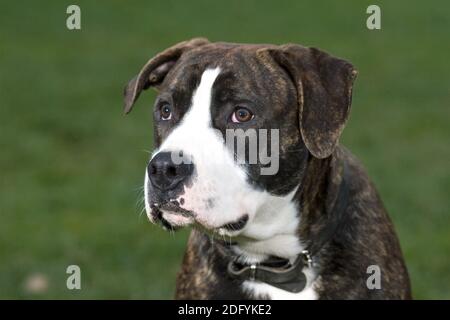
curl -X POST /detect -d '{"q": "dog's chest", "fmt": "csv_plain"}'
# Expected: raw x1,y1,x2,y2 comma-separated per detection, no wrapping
241,264,319,300
243,280,318,300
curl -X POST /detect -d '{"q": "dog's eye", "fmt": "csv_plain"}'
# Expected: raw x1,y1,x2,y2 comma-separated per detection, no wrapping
231,107,254,123
160,104,172,121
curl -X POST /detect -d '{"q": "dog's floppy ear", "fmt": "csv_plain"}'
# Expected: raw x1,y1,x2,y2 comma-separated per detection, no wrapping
266,45,357,159
123,37,209,114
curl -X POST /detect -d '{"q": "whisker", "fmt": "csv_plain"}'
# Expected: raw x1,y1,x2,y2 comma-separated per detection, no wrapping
138,206,146,218
142,149,153,155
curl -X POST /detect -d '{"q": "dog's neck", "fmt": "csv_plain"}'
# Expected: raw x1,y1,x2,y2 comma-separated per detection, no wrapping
297,148,347,255
230,189,303,264
216,149,345,265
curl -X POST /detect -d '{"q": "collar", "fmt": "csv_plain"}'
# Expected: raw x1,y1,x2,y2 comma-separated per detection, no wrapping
227,251,312,293
223,161,349,293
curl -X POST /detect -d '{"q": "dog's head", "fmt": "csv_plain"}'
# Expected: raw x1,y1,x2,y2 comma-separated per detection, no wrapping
124,38,356,243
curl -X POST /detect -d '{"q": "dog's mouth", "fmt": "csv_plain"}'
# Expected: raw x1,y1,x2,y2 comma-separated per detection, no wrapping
216,214,249,232
149,202,249,235
149,202,193,231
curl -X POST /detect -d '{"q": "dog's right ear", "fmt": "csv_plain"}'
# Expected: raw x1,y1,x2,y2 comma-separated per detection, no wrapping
123,38,209,114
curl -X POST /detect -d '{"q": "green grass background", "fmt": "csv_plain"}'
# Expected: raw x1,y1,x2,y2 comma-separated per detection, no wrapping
0,0,449,299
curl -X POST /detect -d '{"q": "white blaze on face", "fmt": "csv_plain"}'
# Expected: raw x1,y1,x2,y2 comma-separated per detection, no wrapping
145,67,303,260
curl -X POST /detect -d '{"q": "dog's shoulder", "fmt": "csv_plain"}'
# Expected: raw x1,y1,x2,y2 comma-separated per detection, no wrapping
317,146,412,299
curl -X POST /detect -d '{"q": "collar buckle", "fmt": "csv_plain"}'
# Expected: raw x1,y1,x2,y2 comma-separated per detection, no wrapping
301,250,313,269
249,264,257,281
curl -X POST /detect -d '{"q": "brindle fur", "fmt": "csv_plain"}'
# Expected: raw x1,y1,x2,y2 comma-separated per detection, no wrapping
124,38,411,299
175,147,411,299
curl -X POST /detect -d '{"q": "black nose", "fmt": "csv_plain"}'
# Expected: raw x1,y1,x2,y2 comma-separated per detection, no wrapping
148,151,194,191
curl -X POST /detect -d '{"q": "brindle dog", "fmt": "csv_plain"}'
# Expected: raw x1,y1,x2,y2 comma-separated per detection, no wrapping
124,38,411,299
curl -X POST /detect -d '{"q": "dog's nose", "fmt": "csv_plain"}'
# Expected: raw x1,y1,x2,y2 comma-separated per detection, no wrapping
147,151,194,191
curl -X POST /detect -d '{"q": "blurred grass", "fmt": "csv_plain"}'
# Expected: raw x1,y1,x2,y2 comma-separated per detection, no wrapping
0,0,449,299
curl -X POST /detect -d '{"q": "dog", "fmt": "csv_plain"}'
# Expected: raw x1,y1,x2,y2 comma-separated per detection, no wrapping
124,38,411,299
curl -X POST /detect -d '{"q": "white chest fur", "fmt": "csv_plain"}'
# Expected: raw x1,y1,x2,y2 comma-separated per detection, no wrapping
242,267,318,300
232,188,319,300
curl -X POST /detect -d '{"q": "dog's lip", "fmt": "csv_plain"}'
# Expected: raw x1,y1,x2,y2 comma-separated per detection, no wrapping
149,206,180,231
150,201,197,229
151,202,249,236
162,211,193,227
152,202,195,218
216,214,249,232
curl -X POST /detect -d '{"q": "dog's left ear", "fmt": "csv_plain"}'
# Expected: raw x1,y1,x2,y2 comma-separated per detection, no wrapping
264,45,357,159
123,37,210,114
